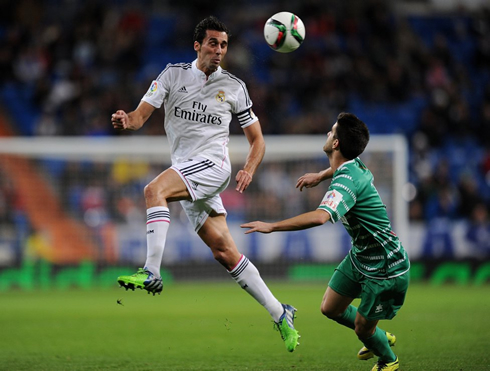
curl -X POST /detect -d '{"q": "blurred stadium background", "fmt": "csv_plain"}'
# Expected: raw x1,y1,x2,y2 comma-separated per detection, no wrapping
0,0,490,289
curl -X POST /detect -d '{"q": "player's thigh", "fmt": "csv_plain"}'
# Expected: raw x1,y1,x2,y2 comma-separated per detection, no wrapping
321,286,355,317
146,167,190,204
171,157,231,202
328,255,363,299
181,192,228,232
198,212,236,250
198,212,241,268
358,272,409,321
323,257,362,316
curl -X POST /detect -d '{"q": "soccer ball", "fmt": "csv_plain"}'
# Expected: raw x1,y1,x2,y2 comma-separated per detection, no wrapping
264,12,306,53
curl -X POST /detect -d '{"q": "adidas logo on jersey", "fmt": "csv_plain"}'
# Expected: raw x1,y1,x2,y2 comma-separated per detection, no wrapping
178,86,188,93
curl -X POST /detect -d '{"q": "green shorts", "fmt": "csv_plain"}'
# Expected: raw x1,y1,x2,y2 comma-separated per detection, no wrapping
328,255,409,321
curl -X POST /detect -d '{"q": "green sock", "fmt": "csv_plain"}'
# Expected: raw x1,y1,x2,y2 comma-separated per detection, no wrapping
333,304,357,330
361,327,396,362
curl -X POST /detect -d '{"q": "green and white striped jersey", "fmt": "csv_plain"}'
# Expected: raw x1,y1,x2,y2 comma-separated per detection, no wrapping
318,158,410,279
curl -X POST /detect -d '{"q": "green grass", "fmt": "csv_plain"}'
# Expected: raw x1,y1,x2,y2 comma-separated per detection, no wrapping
0,282,489,370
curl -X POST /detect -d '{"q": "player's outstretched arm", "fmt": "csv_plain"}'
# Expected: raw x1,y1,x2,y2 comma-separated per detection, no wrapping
236,121,265,193
296,167,334,191
241,209,330,234
112,101,156,131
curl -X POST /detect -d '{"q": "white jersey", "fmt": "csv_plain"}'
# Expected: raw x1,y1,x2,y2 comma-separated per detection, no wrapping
142,59,258,167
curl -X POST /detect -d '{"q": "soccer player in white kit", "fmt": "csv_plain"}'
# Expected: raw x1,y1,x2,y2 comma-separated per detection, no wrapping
111,16,299,352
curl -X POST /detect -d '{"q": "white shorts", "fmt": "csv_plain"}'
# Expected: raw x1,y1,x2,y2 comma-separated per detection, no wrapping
171,157,231,231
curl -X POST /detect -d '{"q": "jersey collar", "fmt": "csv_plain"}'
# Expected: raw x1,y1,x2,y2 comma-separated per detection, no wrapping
192,59,222,81
337,158,358,171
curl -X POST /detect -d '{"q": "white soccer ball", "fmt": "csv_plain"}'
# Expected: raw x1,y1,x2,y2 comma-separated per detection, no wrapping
264,12,306,53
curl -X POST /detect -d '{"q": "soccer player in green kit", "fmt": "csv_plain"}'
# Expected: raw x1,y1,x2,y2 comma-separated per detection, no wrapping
241,112,409,371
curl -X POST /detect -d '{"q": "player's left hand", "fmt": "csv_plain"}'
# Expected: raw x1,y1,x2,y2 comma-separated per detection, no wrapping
235,170,252,193
296,173,321,191
240,221,272,234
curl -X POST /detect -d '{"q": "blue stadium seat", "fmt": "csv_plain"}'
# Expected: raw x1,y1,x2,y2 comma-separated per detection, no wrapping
0,83,39,136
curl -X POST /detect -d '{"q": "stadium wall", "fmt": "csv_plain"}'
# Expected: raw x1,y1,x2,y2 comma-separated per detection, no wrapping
0,135,488,289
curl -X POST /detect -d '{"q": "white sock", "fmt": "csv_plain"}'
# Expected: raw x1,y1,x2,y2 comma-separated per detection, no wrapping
144,206,170,277
228,255,284,322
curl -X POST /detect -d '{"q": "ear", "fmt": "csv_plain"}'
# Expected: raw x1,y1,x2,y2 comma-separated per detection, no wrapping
194,41,200,52
333,138,340,150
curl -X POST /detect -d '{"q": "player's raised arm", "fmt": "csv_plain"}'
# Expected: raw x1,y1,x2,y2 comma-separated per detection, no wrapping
296,167,334,191
111,101,156,131
236,120,265,193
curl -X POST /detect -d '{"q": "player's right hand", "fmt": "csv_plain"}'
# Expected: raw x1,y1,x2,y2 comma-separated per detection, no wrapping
296,173,322,191
111,110,129,130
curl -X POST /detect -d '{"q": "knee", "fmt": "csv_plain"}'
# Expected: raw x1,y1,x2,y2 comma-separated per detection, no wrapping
320,303,341,320
144,182,155,199
144,181,164,203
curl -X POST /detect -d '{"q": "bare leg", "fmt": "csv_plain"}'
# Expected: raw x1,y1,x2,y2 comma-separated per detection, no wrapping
198,213,284,321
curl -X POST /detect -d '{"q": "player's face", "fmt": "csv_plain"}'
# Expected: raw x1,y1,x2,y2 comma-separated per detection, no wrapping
194,30,228,76
323,122,338,155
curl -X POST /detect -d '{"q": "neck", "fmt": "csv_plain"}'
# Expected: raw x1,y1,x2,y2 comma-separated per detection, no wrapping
199,67,210,77
197,61,216,77
327,152,348,172
202,68,214,77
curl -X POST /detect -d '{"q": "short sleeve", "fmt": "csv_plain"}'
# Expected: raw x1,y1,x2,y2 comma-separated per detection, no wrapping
141,80,166,109
318,173,357,223
237,108,259,129
232,79,258,128
141,64,173,109
233,79,253,114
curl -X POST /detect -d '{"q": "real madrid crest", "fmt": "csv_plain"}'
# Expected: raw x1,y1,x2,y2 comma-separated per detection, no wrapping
216,90,225,103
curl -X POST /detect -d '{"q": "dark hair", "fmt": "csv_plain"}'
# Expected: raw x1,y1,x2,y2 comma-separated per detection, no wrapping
335,112,370,160
193,16,230,44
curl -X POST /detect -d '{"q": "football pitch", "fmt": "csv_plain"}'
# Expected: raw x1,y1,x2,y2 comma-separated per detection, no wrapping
0,282,488,371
